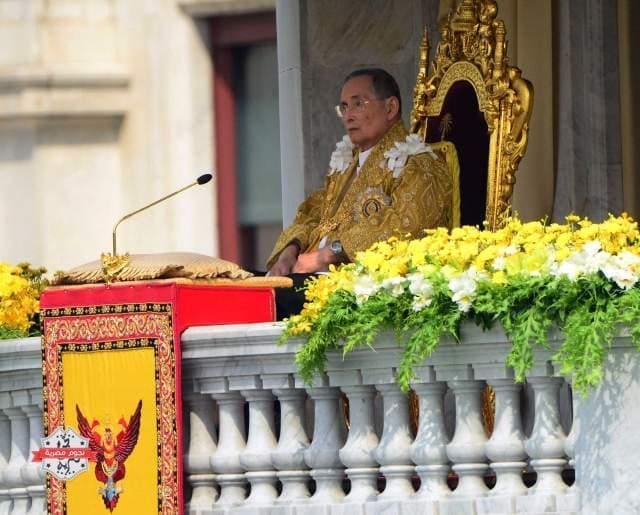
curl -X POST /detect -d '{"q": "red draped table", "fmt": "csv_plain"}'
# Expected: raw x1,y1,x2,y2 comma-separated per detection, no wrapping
40,279,277,515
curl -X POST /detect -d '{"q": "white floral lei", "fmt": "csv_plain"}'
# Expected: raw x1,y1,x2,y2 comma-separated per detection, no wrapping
328,135,355,175
328,133,437,177
384,134,438,178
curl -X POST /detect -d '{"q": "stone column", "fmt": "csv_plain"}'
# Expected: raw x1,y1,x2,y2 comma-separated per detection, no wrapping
410,381,450,502
517,376,567,513
339,385,380,502
480,379,527,513
4,395,30,514
553,0,624,220
209,391,247,506
270,379,310,502
21,389,45,515
373,384,415,499
0,393,12,514
445,380,489,498
184,393,218,513
275,0,442,223
239,388,279,505
304,383,347,504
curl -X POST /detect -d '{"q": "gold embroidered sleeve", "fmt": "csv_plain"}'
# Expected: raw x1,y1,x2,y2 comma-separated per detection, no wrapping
339,154,452,259
266,188,325,268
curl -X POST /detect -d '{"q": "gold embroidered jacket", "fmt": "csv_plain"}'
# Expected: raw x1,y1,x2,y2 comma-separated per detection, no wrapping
267,121,452,268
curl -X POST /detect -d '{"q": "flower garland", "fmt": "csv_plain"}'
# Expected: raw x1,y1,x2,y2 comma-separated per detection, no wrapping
328,133,437,177
383,134,438,178
0,262,47,339
328,135,355,174
282,214,640,394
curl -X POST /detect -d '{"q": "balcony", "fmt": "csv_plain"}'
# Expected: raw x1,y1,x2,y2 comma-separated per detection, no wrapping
2,322,639,514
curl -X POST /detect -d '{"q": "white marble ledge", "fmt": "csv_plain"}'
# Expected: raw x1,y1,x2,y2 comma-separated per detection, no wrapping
0,66,130,89
180,320,640,387
0,66,130,119
178,0,275,17
0,336,42,393
0,336,41,369
182,320,294,351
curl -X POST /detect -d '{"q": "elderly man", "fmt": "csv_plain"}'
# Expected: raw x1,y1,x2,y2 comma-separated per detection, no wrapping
268,68,452,317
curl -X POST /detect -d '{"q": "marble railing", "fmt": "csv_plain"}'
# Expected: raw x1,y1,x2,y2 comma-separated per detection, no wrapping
3,323,640,514
181,323,580,515
0,338,46,515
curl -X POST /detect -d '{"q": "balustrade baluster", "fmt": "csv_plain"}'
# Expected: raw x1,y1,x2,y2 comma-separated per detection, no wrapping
525,377,567,494
0,393,12,515
22,390,45,515
239,385,278,505
410,381,451,502
563,384,577,487
209,391,247,506
4,391,30,513
556,382,578,513
373,383,415,499
269,375,310,503
476,379,527,514
445,380,489,499
516,376,567,513
304,382,346,504
339,385,379,502
184,392,218,513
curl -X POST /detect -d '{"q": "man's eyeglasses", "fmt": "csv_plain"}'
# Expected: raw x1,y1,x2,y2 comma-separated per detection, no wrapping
335,98,386,118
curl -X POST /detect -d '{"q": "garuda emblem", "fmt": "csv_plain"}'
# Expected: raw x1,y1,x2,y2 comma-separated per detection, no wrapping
76,400,142,512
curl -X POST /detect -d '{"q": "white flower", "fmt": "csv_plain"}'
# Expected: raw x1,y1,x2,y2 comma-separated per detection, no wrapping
503,244,519,256
406,273,435,312
601,251,640,290
354,274,381,305
381,276,407,297
407,272,433,296
383,134,437,178
329,135,355,174
412,294,433,312
448,266,483,313
491,256,506,271
553,241,612,280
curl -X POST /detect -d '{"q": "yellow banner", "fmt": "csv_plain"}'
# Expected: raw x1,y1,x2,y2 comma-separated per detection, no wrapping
62,346,158,514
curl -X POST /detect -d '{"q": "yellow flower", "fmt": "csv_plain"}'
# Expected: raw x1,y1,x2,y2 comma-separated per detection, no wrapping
0,263,41,335
284,213,640,335
491,270,507,284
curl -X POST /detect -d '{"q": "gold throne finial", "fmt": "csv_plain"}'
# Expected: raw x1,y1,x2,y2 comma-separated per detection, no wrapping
410,27,430,137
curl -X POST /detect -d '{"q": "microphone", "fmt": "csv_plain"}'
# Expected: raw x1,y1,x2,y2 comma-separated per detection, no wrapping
111,173,214,256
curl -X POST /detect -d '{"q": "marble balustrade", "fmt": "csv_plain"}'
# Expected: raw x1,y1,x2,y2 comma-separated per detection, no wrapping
0,338,46,515
5,322,640,514
181,322,579,515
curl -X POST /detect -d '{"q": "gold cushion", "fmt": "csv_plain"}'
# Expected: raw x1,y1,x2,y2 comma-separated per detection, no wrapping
54,252,252,285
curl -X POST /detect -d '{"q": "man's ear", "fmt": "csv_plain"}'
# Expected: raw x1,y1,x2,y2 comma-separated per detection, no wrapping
386,96,400,120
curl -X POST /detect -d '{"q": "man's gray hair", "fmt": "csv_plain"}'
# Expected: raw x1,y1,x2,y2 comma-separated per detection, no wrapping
343,68,402,114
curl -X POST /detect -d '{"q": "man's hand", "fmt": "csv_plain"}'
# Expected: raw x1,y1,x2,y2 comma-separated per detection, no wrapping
292,247,340,273
268,243,300,276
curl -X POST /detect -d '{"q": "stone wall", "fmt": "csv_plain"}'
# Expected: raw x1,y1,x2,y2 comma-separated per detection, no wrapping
0,0,216,271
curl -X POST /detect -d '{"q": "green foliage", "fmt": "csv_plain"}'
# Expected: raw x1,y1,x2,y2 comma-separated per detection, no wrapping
0,327,27,340
281,215,640,394
285,271,640,394
396,291,461,390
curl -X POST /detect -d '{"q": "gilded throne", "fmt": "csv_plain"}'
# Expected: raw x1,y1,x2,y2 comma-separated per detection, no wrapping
406,0,535,434
410,0,534,230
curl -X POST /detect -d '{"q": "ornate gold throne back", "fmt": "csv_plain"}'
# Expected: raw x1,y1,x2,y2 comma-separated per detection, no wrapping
411,0,534,230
